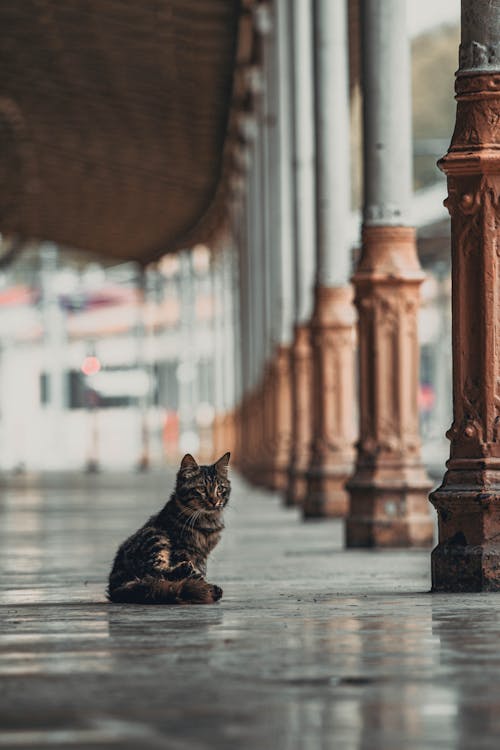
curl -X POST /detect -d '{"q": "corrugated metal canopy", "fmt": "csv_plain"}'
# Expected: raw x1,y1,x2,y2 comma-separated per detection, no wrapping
0,0,240,261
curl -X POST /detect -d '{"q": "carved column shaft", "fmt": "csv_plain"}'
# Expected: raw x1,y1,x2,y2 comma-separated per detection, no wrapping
431,46,500,588
304,0,357,517
262,0,294,490
345,0,433,546
304,286,357,517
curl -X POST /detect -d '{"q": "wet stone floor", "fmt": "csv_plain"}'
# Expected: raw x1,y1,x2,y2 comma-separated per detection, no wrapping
1,470,500,749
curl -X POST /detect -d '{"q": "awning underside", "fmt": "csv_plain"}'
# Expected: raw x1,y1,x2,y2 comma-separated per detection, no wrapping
0,0,240,261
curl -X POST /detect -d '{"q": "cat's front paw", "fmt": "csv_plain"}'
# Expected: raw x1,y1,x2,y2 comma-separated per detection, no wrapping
168,560,201,580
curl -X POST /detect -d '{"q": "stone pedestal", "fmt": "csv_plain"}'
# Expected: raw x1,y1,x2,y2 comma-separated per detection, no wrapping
431,69,500,590
346,226,434,547
304,286,356,518
286,324,313,506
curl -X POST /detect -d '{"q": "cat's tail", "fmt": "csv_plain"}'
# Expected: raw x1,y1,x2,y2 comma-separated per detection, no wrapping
107,576,222,605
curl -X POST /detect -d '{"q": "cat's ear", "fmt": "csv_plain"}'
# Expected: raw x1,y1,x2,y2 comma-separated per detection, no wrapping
180,453,198,472
215,452,230,474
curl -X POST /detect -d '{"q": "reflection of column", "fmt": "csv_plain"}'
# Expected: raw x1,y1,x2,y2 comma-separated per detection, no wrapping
432,603,497,741
304,0,356,517
431,0,500,591
345,0,433,547
286,0,316,507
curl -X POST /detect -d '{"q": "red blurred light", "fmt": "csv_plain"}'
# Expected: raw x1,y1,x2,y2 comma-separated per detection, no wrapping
81,356,101,376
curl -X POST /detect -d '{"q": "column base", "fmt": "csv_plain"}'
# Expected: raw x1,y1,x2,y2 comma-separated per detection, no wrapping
432,542,500,592
303,466,351,518
430,471,500,591
346,468,434,547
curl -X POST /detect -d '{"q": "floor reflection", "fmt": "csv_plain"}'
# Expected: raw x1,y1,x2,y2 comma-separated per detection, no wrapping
1,473,500,748
432,600,500,750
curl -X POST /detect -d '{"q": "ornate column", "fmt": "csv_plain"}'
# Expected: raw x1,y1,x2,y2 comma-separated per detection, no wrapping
264,0,295,491
286,0,316,507
345,0,433,546
431,0,500,590
303,0,357,518
240,112,260,477
255,7,276,486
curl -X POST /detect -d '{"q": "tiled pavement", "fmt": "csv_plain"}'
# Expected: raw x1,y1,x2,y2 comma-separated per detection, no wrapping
0,470,499,749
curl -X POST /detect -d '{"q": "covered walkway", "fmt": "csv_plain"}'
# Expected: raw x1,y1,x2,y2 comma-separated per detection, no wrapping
1,470,498,748
2,0,500,745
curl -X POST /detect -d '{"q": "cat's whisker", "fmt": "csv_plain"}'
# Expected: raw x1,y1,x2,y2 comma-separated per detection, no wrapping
189,510,202,531
181,509,198,536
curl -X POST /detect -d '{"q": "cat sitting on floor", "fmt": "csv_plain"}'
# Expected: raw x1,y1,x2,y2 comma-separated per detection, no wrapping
107,452,230,604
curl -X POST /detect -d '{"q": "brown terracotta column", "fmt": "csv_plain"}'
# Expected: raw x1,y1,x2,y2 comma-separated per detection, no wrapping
255,6,277,489
303,0,357,518
431,0,500,590
286,0,316,507
345,0,433,546
306,286,356,517
261,0,294,491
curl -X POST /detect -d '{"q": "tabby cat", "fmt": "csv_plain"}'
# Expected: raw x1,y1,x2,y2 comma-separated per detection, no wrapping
107,452,230,604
